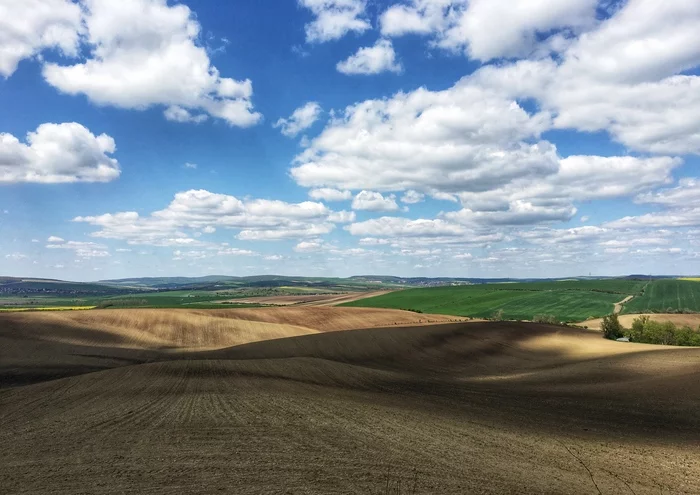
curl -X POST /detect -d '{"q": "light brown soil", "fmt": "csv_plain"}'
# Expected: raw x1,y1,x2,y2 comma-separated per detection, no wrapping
1,317,699,494
613,294,634,314
582,313,700,330
225,289,393,306
0,307,463,386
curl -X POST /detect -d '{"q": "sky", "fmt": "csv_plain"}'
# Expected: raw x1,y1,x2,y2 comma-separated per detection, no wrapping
1,0,699,281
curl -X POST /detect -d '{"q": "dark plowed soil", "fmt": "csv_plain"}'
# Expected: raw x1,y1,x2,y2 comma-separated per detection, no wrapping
1,320,699,494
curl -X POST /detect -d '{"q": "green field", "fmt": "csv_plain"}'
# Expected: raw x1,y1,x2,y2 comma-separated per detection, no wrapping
622,279,700,314
342,281,633,322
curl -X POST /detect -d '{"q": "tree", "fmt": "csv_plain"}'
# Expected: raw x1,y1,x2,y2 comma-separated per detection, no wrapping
602,314,623,340
629,315,649,342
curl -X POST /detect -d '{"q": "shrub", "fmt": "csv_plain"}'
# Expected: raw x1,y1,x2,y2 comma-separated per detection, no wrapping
601,314,623,340
532,314,558,324
623,316,700,346
491,309,504,321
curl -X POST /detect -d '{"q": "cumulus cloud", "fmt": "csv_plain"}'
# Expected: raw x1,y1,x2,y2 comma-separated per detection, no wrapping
291,78,555,194
308,188,352,202
0,0,82,77
337,39,402,75
0,123,120,184
352,191,400,212
380,0,597,61
46,238,110,258
299,0,370,43
164,107,208,124
471,1,700,155
294,240,324,252
401,190,424,204
274,102,322,137
42,0,261,127
635,178,700,207
74,189,351,245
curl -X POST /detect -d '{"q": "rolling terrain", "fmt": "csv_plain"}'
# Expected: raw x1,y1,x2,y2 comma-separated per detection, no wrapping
342,282,633,321
1,310,699,494
345,278,700,321
622,279,700,314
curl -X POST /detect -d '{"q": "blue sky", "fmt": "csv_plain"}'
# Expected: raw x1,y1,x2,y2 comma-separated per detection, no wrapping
1,0,699,281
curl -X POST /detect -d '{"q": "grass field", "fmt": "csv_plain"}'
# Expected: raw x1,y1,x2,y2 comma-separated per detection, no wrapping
622,279,700,313
342,280,638,321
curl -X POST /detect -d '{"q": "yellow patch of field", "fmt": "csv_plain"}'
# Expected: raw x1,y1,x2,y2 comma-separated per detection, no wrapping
679,277,700,282
0,306,96,312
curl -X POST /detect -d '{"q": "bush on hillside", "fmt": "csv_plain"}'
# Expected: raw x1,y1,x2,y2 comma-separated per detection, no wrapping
624,317,700,346
491,309,504,321
532,314,558,324
601,314,623,340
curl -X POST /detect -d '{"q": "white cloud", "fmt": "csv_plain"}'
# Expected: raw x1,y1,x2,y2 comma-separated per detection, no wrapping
5,253,28,261
274,102,322,137
216,247,255,256
165,107,208,124
327,210,356,223
294,240,324,252
308,188,352,202
115,248,131,252
0,0,82,77
31,239,39,243
291,78,555,194
300,0,370,43
380,0,597,61
401,190,424,204
580,216,589,223
352,191,400,212
183,162,198,169
470,1,700,155
337,39,402,75
46,238,110,258
359,237,390,246
635,178,700,207
443,202,576,227
264,254,284,261
42,0,261,127
202,225,216,234
346,217,466,238
74,189,349,245
0,122,120,184
47,236,64,242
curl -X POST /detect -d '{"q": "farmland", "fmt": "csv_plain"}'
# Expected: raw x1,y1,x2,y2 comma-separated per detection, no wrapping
342,279,648,321
2,312,699,493
622,279,700,313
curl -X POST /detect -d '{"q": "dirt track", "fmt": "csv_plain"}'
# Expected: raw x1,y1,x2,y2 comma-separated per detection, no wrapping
1,314,699,494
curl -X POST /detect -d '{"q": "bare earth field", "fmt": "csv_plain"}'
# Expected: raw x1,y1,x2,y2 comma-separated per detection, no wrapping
1,310,699,494
583,313,700,330
223,289,394,306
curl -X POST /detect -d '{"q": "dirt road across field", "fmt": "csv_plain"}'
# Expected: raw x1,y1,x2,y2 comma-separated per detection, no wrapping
613,294,634,314
1,313,699,494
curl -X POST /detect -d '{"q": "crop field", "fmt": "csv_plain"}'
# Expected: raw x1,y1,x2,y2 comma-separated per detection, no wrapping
0,306,96,312
1,312,699,494
622,279,700,314
342,280,640,321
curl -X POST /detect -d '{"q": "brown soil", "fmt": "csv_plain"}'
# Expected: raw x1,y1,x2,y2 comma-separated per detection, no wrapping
1,316,699,494
225,289,393,306
582,313,700,330
613,294,634,314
